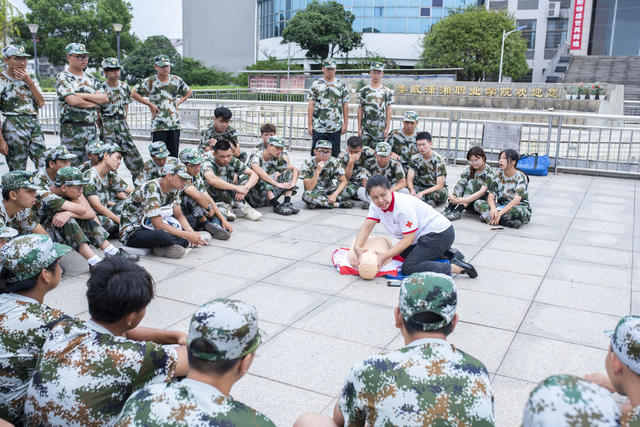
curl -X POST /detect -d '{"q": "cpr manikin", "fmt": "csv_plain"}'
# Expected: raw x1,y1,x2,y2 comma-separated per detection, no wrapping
347,236,392,280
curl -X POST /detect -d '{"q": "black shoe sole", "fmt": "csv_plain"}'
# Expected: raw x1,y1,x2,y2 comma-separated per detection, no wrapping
452,257,478,278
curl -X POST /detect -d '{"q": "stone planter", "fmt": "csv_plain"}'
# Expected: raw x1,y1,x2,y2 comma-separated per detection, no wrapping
565,94,571,100
589,95,596,100
579,94,586,100
598,94,606,100
570,94,577,99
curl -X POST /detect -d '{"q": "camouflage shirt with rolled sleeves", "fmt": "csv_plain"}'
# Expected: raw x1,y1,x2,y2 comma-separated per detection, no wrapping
308,78,349,133
115,378,276,427
386,129,417,168
33,167,55,190
0,293,69,424
98,80,131,117
453,165,495,198
362,156,405,187
338,146,376,184
490,169,530,208
23,319,178,427
135,159,166,187
339,337,494,426
56,70,100,123
32,190,66,229
201,156,248,184
0,200,38,234
247,149,290,176
199,124,238,151
119,178,180,243
408,152,448,189
0,71,42,116
134,75,189,131
358,85,394,140
83,167,126,208
300,156,345,191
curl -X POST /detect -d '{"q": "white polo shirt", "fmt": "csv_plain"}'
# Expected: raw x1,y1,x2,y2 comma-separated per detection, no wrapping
366,191,451,244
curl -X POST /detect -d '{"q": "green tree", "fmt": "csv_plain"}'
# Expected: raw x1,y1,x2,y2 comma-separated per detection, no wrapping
0,0,22,46
281,0,362,61
16,0,137,67
419,7,528,81
175,57,232,86
234,55,303,87
121,35,178,83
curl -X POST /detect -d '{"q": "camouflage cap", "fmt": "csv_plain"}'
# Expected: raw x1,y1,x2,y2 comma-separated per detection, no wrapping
55,166,89,186
188,298,262,361
163,157,192,180
154,54,171,67
101,143,122,155
0,226,18,240
315,140,332,150
370,61,384,71
179,147,206,165
606,316,640,375
522,374,620,427
2,44,30,58
268,136,285,148
149,141,170,159
322,58,337,69
375,141,392,156
403,111,419,122
2,170,40,190
399,272,457,330
101,57,121,69
45,145,77,162
0,234,71,283
85,138,105,155
65,43,89,55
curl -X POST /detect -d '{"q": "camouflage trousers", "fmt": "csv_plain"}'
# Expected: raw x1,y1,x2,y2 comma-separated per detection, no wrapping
302,187,352,208
474,200,532,223
101,117,144,181
453,177,487,199
60,123,97,166
343,181,360,200
181,193,212,221
2,115,46,171
246,170,297,207
415,186,448,205
208,175,250,208
47,217,109,250
360,130,383,149
98,199,127,237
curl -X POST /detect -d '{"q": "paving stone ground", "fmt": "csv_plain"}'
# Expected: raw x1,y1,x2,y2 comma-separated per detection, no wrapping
17,135,639,426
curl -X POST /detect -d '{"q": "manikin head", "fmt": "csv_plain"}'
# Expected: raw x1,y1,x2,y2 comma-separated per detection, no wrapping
358,251,379,280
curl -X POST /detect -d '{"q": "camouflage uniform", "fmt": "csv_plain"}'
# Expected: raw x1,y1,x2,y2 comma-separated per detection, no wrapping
300,156,350,208
136,158,168,188
178,148,212,221
34,146,77,190
56,69,100,166
33,166,55,189
358,84,394,148
23,318,178,426
119,178,181,244
340,272,494,426
0,170,41,233
338,146,376,199
308,78,349,133
116,298,273,427
452,165,495,200
0,234,71,424
386,129,417,171
363,154,406,188
408,152,449,205
522,375,620,427
245,148,297,207
0,49,46,171
629,407,640,426
608,316,640,427
199,123,238,151
83,167,128,235
134,74,189,132
474,169,531,224
98,80,144,180
201,156,250,207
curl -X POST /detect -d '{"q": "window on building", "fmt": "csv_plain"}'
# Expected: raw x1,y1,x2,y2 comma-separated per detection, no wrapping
420,7,430,16
374,6,383,16
517,19,537,49
432,0,444,7
517,0,538,10
545,18,568,49
489,0,507,9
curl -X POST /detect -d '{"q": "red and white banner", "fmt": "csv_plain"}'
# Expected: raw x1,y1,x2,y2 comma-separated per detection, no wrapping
570,0,585,50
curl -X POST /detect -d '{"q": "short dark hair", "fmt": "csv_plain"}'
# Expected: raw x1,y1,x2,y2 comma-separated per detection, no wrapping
187,339,242,376
365,174,390,194
347,136,363,149
214,139,232,152
260,123,276,135
214,107,232,121
2,189,11,201
403,311,454,336
86,257,154,323
416,131,432,142
0,259,58,294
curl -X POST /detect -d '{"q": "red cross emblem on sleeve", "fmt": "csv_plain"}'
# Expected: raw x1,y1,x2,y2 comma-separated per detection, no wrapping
406,221,413,228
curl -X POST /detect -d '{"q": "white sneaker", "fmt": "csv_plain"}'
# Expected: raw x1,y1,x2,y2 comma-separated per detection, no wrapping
240,203,262,221
218,203,236,221
152,244,190,259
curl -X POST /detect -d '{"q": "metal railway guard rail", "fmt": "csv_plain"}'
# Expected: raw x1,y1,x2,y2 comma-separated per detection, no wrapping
38,94,640,178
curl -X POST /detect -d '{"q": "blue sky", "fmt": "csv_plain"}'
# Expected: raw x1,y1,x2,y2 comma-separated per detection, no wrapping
12,0,183,40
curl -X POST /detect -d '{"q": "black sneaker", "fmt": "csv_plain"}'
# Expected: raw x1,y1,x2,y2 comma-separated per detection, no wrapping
499,217,522,229
273,203,294,215
284,202,300,214
204,221,231,240
338,200,355,208
360,202,370,210
451,256,478,278
107,248,140,262
426,200,437,208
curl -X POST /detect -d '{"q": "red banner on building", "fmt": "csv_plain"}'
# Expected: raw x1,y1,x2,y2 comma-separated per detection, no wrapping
570,0,585,50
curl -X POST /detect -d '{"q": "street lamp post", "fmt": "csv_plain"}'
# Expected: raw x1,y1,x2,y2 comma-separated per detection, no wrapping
498,25,526,83
113,23,123,63
27,23,39,77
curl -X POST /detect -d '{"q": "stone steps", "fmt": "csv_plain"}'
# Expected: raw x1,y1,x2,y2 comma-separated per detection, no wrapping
564,55,640,100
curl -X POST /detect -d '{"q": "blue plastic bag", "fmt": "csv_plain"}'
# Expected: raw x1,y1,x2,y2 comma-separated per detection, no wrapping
517,153,550,176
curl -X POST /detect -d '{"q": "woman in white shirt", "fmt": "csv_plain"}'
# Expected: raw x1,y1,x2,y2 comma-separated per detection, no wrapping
352,175,477,278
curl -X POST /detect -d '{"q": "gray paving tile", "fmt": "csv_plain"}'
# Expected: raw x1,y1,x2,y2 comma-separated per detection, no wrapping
487,234,560,257
634,270,640,292
570,218,633,235
279,223,356,244
264,261,359,295
451,227,496,247
501,224,566,241
556,242,633,268
546,259,631,289
207,229,271,250
457,289,530,331
582,194,634,207
520,302,619,349
136,258,191,282
531,196,582,209
492,375,537,427
58,251,90,276
230,282,331,325
260,207,325,223
455,267,542,300
197,251,295,280
526,213,573,228
449,322,515,373
45,276,89,316
633,292,640,315
251,328,380,396
533,206,578,218
498,334,607,384
472,248,552,276
574,205,634,224
295,297,398,347
337,277,401,308
303,244,342,265
452,243,483,260
139,296,198,329
535,278,630,316
317,213,369,230
153,244,234,267
232,216,300,234
155,270,253,304
563,228,633,250
243,235,330,260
